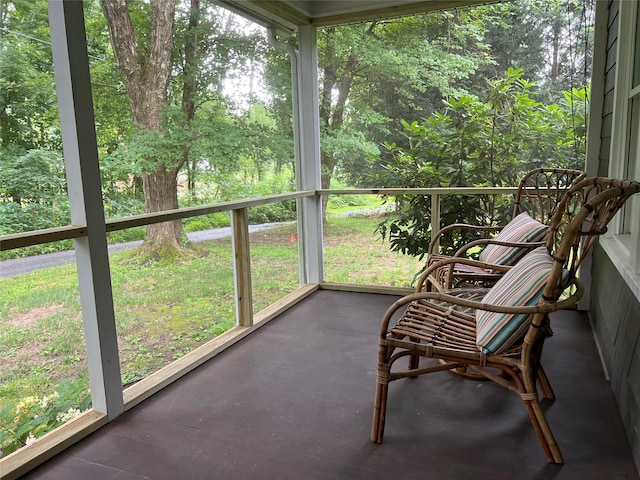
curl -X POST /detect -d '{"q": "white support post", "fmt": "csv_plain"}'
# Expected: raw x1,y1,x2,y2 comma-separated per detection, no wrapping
232,208,253,327
296,24,324,285
48,1,124,418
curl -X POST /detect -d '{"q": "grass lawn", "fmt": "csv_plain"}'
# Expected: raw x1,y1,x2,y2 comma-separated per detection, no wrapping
0,215,421,411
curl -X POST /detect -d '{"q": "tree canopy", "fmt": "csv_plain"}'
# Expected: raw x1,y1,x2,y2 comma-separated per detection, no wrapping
0,0,593,259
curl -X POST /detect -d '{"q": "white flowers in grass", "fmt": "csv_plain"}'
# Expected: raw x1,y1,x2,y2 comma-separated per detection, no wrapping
2,379,90,456
39,392,60,409
12,391,81,449
56,407,82,423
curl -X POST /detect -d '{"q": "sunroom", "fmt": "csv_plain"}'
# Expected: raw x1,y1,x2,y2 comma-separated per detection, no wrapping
1,0,639,478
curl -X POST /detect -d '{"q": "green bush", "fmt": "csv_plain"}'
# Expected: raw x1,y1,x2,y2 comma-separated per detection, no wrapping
183,212,230,232
247,200,296,224
375,69,586,259
0,378,91,458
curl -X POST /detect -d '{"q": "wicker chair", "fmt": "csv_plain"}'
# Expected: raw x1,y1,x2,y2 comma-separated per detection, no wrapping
371,177,640,464
425,168,585,292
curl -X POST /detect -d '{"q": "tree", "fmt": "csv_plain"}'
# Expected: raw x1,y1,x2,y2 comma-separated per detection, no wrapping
527,0,594,104
0,0,59,152
375,68,585,259
317,11,496,203
101,0,184,253
0,0,69,235
318,23,376,216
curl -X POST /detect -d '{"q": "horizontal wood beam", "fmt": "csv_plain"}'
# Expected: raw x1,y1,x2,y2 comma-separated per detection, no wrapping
1,187,527,252
219,1,502,30
217,0,309,32
0,191,315,251
0,226,87,251
105,191,315,232
308,1,503,27
318,187,519,196
320,282,414,296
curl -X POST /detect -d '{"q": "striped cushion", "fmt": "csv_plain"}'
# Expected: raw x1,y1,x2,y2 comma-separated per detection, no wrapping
476,247,553,354
479,212,548,266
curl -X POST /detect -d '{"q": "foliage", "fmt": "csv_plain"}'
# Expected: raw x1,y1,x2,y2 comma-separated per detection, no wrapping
0,0,59,151
0,378,91,457
0,0,593,251
374,68,587,259
0,148,69,235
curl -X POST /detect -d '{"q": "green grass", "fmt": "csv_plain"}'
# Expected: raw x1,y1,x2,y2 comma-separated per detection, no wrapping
326,192,386,214
0,215,419,409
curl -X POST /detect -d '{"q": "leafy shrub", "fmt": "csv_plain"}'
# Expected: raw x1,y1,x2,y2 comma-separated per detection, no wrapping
375,69,586,259
0,378,91,458
247,200,296,224
183,212,230,233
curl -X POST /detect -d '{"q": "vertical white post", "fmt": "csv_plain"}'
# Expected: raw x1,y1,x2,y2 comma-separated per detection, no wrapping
49,1,123,418
296,24,324,285
232,208,253,327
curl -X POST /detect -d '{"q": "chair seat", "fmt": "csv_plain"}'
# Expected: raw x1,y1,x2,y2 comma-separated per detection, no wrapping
388,287,524,376
389,288,487,353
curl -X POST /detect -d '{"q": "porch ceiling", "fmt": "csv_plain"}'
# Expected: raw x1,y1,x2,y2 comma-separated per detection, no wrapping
217,0,501,32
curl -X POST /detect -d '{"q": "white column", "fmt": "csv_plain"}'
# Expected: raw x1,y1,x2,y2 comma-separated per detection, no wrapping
296,24,324,284
49,1,124,418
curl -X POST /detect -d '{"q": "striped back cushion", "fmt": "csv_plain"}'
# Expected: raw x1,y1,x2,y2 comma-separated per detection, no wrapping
476,247,553,354
479,212,548,266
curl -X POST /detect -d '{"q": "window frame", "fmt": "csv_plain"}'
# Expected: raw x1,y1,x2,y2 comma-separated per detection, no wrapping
600,0,640,300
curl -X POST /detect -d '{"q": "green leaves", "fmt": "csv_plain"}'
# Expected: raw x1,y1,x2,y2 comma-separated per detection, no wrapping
0,378,91,458
376,68,586,259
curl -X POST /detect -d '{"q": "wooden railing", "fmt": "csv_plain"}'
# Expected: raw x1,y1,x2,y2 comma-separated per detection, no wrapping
1,187,518,259
318,187,518,253
1,186,519,326
1,186,520,324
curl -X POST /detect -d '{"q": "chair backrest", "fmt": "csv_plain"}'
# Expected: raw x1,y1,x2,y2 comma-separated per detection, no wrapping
542,177,640,302
513,167,586,224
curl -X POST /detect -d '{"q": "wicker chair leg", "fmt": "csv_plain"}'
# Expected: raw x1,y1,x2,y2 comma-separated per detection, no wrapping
523,396,563,463
408,352,419,372
372,341,392,444
536,365,555,401
521,364,563,463
371,380,388,443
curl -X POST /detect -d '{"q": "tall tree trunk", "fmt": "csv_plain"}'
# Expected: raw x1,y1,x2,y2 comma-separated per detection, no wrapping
318,23,375,219
101,0,184,252
182,0,200,200
549,18,561,81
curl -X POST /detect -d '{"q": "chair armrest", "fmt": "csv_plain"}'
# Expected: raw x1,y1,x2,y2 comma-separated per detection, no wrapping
416,255,512,292
427,223,503,256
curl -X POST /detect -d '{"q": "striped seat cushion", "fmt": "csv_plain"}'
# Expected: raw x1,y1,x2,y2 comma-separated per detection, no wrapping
478,212,548,266
475,246,553,354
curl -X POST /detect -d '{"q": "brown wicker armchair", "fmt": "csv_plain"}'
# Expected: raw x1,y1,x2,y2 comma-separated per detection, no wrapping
426,168,585,292
371,177,640,464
